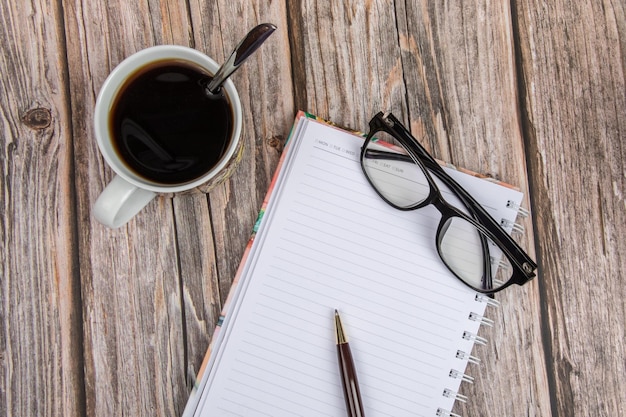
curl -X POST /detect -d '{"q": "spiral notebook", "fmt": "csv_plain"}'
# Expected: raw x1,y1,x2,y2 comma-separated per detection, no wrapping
183,112,528,417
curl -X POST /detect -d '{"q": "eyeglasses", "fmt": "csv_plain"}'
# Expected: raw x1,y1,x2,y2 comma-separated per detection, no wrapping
360,112,536,294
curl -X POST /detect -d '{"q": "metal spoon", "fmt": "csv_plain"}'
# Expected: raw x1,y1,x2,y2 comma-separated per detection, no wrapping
205,23,277,95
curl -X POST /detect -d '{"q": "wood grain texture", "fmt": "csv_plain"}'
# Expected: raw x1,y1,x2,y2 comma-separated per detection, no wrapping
61,0,293,416
186,0,294,300
288,0,406,128
62,1,193,416
393,3,550,416
2,0,625,416
183,0,295,387
0,1,84,416
515,1,626,415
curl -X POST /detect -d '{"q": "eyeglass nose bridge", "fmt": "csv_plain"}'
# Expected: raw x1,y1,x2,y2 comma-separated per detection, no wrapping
431,197,474,245
419,173,466,220
430,191,452,214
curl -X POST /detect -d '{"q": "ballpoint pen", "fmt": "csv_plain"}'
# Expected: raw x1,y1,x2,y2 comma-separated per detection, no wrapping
334,310,366,417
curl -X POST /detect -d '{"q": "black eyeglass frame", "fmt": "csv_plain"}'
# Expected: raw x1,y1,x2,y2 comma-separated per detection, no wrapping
361,111,536,294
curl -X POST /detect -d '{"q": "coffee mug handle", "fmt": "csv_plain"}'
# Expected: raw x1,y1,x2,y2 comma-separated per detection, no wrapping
93,175,156,228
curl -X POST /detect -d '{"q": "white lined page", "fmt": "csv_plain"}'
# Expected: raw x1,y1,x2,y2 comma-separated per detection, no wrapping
190,116,524,417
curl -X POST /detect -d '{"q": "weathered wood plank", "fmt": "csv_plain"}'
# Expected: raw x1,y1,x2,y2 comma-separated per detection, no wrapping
62,1,192,415
287,1,407,129
0,1,84,416
397,3,550,416
289,1,550,415
2,0,624,416
393,2,551,416
172,195,221,385
182,0,294,390
186,0,294,302
516,1,626,415
62,0,294,415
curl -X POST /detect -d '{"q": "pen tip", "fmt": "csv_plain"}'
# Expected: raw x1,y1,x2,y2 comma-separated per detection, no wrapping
334,310,347,344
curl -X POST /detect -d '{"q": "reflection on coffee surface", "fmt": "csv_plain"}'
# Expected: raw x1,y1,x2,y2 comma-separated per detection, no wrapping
110,60,233,184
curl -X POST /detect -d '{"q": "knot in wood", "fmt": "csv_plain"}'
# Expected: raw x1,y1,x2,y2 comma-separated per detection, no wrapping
266,135,283,149
22,108,52,130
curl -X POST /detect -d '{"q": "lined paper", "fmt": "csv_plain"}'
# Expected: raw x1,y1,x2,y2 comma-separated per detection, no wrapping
189,116,524,417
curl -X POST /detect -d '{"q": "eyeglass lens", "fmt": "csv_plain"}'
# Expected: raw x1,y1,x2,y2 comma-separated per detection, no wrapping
362,130,513,291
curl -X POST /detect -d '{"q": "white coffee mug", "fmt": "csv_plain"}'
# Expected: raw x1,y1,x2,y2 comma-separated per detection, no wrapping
93,45,242,228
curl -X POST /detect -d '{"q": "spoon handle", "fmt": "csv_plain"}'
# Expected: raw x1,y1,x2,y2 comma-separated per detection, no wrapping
206,23,277,94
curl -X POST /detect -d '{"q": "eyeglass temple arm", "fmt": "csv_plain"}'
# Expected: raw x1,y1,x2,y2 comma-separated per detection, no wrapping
433,163,536,267
377,112,537,275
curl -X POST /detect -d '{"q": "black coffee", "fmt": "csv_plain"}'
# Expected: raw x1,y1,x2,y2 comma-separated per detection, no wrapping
110,60,233,184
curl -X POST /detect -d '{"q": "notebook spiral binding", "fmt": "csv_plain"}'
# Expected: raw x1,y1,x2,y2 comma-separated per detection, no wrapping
455,350,481,365
501,218,525,234
440,284,506,416
475,293,501,307
469,312,495,327
506,199,530,217
502,200,530,235
436,408,462,417
449,369,475,383
462,331,488,346
439,203,528,417
443,388,468,403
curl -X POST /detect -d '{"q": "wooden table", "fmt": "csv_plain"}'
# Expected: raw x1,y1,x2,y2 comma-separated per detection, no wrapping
2,1,625,416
